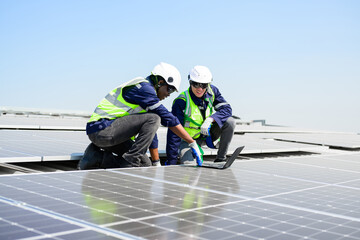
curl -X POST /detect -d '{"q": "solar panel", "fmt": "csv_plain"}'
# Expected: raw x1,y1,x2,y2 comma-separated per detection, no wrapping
1,127,325,163
0,114,87,130
1,151,359,239
0,130,89,162
263,133,360,150
157,129,325,156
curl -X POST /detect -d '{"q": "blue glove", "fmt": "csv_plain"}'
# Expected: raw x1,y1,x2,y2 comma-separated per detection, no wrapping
189,141,203,166
205,135,216,149
200,117,213,136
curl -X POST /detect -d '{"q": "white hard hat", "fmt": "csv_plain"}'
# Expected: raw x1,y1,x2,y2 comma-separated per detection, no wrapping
188,65,213,84
152,62,181,91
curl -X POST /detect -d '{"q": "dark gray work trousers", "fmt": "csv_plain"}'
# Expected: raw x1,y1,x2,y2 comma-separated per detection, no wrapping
179,117,236,163
88,113,160,167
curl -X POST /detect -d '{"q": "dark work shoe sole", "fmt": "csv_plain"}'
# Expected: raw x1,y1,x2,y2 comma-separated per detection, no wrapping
213,158,226,163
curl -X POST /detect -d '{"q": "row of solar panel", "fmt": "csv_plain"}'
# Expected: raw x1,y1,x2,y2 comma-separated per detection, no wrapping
1,150,359,239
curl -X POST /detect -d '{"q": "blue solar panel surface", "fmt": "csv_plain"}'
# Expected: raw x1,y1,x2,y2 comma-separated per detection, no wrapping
1,151,359,239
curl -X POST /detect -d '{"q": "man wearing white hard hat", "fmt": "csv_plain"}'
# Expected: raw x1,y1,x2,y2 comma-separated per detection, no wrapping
78,62,202,169
166,65,236,165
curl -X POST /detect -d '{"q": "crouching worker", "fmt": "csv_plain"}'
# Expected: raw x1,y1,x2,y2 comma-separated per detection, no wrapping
78,62,202,169
166,65,236,165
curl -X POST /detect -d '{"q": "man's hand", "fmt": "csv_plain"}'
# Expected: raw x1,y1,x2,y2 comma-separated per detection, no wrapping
200,117,213,136
149,148,161,166
151,159,161,166
189,141,203,166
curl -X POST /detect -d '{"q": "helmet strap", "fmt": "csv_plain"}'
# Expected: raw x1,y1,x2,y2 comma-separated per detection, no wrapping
152,75,168,97
150,74,161,91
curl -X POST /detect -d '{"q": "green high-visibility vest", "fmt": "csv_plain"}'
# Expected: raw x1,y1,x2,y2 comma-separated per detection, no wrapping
175,86,215,139
89,77,149,122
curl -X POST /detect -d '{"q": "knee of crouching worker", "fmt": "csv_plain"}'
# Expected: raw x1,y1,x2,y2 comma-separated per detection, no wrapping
227,117,236,130
149,113,161,128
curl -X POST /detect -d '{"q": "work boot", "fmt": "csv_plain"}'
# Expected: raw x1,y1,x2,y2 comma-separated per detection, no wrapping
77,143,104,170
100,151,125,169
214,158,226,163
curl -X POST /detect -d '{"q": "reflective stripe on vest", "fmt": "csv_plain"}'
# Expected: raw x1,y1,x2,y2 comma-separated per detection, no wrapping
176,86,215,139
88,77,149,122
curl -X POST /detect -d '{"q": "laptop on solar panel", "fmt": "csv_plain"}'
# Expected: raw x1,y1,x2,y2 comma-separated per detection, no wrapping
200,146,244,169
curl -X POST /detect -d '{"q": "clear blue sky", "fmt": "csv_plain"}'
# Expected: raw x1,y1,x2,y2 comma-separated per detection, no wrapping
1,0,359,133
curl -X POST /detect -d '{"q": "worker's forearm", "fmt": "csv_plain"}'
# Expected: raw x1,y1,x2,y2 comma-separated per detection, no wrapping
169,124,194,144
149,148,159,161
